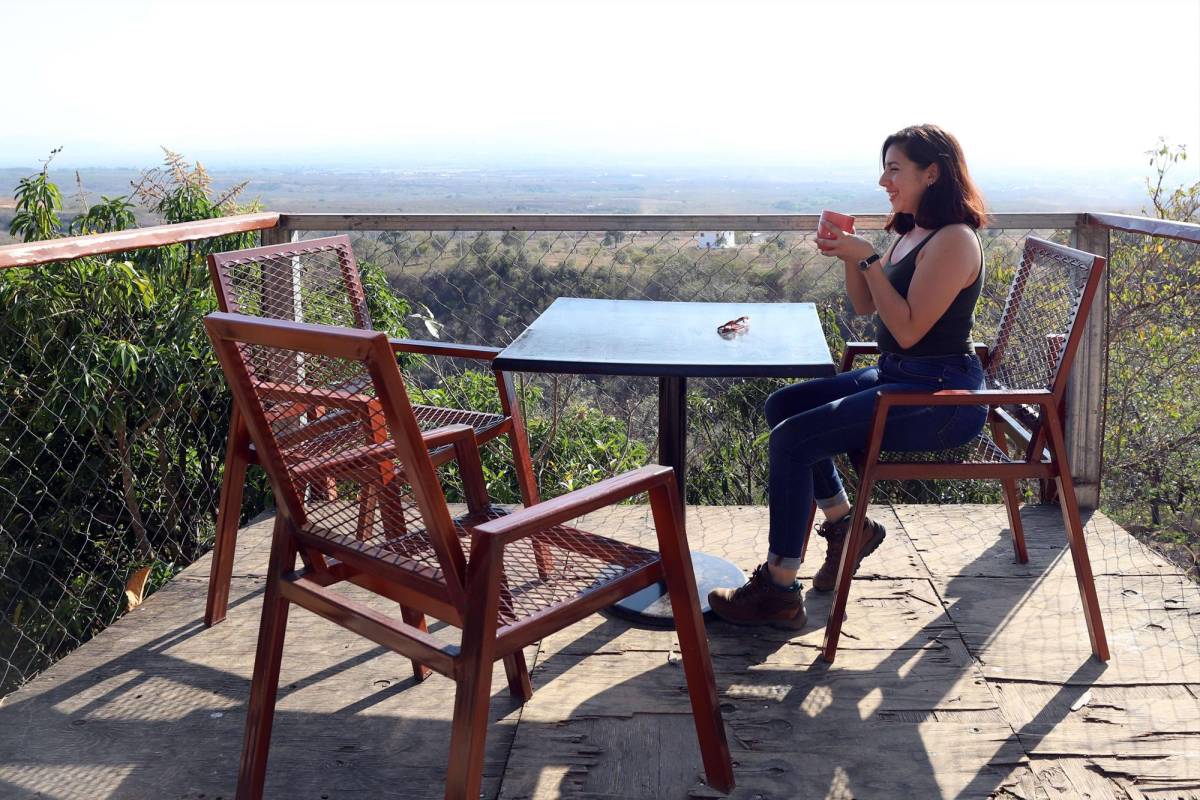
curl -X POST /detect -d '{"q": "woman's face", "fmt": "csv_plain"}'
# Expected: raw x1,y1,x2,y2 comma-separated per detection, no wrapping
879,144,938,217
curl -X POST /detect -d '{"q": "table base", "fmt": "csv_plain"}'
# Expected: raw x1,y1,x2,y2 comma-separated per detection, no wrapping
605,551,747,627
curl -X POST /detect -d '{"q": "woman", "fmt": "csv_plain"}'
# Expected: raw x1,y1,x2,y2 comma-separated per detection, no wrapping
709,124,989,628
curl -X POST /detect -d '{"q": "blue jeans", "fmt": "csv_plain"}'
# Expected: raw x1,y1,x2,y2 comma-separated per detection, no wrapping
764,352,987,569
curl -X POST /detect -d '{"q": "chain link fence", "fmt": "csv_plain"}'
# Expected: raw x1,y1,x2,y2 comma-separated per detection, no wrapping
1103,230,1200,580
0,232,267,696
2,216,1194,699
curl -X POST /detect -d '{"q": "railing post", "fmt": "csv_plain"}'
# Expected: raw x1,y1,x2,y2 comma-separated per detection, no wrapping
1068,219,1109,509
259,225,291,248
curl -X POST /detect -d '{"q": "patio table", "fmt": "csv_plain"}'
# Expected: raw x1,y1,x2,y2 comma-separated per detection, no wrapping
494,297,836,623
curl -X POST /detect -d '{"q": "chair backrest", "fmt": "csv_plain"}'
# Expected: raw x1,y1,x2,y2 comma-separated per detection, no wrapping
203,311,468,611
984,236,1105,441
208,234,372,330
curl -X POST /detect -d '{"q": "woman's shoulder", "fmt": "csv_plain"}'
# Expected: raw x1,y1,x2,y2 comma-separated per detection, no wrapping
923,224,980,255
929,223,978,242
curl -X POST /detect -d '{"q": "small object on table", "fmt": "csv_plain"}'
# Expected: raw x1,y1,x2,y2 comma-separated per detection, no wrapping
716,315,750,336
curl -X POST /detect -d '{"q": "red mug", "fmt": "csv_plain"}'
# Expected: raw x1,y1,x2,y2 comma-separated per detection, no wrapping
817,210,855,251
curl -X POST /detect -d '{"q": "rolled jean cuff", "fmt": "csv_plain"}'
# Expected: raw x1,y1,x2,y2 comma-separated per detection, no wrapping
816,491,848,510
767,551,803,571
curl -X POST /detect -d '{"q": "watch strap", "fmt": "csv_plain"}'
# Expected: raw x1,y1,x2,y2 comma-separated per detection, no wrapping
858,252,881,271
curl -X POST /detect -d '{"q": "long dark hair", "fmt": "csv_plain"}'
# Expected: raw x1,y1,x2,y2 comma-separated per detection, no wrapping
882,124,988,234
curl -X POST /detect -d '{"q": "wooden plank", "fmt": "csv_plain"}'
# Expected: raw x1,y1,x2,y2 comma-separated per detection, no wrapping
277,212,1081,233
500,712,1040,799
0,212,280,268
935,573,1200,684
992,682,1200,740
5,505,1199,799
0,568,517,800
1068,223,1109,508
895,504,1183,579
704,577,957,661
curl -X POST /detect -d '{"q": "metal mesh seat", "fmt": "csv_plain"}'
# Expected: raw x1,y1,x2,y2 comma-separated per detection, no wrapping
876,431,1013,465
202,234,537,627
303,504,658,623
813,237,1110,666
203,312,733,800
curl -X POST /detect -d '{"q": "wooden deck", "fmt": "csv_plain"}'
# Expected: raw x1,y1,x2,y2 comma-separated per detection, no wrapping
1,504,1196,799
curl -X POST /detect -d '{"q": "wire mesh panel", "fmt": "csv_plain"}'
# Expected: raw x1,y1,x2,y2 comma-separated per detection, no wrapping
211,236,370,327
0,233,263,696
987,238,1095,396
1104,229,1200,580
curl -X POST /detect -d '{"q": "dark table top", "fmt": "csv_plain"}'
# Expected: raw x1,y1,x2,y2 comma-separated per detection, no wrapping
494,298,836,378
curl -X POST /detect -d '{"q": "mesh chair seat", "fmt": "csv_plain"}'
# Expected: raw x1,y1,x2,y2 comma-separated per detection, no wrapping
412,404,506,439
876,431,1014,465
300,503,658,624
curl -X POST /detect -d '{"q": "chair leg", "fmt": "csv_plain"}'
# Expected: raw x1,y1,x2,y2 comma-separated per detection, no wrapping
207,408,251,627
399,606,433,682
649,482,735,794
446,538,503,800
1045,422,1110,662
496,570,533,700
235,517,294,800
1000,478,1029,564
821,478,875,663
502,652,533,701
991,418,1028,564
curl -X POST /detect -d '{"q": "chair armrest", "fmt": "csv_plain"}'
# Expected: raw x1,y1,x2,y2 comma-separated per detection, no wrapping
420,423,478,449
470,464,675,545
840,342,880,372
873,388,1054,411
389,337,502,362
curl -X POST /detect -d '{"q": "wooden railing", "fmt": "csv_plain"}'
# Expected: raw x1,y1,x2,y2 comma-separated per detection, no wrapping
0,213,280,269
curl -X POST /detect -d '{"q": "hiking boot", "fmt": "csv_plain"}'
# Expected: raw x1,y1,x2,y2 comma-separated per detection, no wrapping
708,563,807,629
812,514,887,592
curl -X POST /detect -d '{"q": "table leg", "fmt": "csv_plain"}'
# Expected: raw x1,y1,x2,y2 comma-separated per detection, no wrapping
658,375,687,510
608,374,747,626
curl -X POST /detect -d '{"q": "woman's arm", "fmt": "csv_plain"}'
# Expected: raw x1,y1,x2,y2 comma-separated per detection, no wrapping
818,222,980,349
840,237,897,316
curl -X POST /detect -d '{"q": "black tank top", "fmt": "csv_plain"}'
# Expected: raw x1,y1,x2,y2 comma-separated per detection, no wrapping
875,227,984,356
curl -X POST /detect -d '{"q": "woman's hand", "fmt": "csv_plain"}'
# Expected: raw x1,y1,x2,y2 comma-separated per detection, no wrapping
817,220,877,264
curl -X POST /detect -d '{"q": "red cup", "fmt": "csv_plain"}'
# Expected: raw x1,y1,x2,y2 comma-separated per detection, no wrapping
817,210,855,251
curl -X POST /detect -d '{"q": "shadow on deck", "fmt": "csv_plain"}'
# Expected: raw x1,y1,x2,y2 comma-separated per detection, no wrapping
1,504,1197,799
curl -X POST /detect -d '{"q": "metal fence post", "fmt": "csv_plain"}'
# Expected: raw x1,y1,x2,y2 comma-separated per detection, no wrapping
1069,219,1110,509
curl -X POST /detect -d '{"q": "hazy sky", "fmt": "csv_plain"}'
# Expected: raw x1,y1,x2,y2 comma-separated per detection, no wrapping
3,0,1198,180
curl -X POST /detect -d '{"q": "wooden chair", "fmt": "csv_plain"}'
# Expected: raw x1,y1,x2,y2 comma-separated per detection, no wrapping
815,237,1110,664
202,311,734,800
204,234,540,626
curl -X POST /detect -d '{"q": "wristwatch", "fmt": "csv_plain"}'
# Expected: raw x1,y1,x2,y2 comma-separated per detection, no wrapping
858,252,881,272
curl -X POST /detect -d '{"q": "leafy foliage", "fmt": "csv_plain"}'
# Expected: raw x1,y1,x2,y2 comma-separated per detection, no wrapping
1103,141,1200,578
